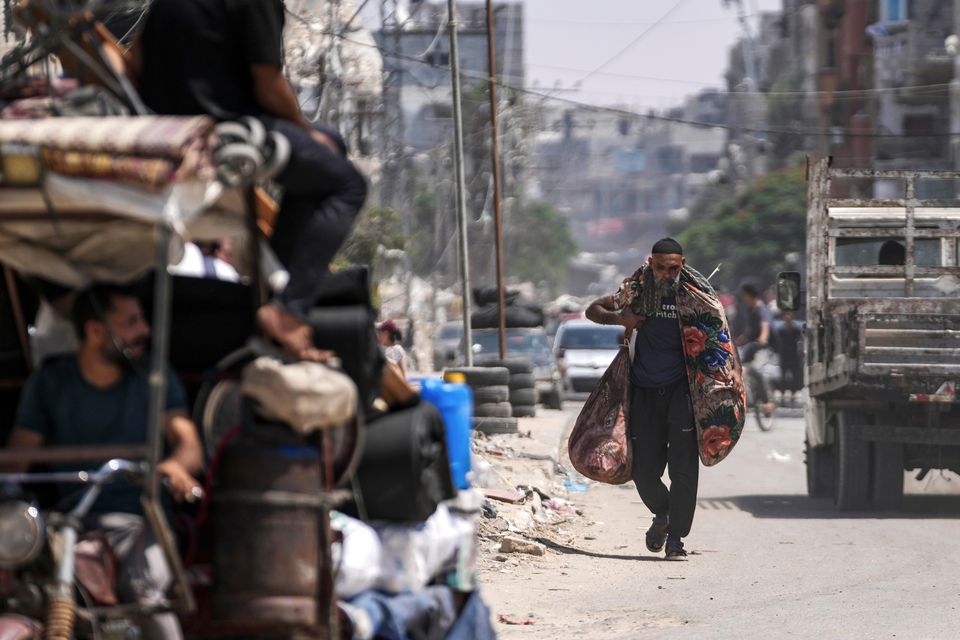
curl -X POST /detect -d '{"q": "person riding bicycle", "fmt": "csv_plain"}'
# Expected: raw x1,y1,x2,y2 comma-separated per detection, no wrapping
735,283,776,418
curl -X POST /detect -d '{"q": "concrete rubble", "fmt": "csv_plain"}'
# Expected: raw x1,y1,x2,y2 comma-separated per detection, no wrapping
470,410,596,574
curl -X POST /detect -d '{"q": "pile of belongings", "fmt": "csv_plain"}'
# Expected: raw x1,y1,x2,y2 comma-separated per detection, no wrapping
471,286,544,329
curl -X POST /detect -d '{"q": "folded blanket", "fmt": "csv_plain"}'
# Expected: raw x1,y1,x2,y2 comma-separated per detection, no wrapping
0,116,214,188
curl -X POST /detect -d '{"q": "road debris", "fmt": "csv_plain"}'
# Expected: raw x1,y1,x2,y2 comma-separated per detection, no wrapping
500,536,547,556
498,614,536,626
766,450,792,463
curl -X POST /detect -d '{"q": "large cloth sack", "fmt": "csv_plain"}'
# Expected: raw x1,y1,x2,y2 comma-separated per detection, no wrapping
567,348,633,484
241,357,358,434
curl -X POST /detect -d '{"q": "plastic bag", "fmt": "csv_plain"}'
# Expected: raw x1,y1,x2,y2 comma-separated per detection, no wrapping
567,347,633,484
331,511,383,599
375,504,475,593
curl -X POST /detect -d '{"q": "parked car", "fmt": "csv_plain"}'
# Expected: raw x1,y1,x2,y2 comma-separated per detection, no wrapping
553,320,624,395
461,327,563,409
432,321,463,371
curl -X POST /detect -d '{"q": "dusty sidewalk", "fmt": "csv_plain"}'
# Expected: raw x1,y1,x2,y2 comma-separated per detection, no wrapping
471,404,612,633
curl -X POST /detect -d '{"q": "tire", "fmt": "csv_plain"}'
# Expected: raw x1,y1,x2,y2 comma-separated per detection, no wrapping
446,366,510,387
509,373,536,390
872,441,904,511
512,404,537,418
753,401,775,432
483,358,534,375
544,386,563,411
509,388,538,406
835,411,870,511
805,439,834,499
473,416,519,435
474,402,513,418
472,385,510,404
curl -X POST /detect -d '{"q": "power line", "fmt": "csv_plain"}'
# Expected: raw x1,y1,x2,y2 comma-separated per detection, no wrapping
575,0,688,86
338,32,960,140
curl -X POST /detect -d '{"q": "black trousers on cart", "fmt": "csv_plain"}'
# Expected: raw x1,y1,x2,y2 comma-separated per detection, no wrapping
265,119,368,319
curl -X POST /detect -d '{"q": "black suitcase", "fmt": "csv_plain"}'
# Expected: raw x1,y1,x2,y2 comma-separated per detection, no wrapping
345,402,456,523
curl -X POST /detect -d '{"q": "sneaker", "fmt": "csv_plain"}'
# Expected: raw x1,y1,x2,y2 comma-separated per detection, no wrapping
664,541,688,561
645,517,669,553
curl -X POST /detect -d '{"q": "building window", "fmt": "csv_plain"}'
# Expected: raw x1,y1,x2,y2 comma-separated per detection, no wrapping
883,0,909,22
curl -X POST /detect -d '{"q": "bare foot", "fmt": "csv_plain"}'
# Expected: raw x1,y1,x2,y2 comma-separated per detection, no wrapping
257,304,335,361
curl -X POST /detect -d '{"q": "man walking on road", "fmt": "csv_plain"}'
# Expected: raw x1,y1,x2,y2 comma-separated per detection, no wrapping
585,238,744,560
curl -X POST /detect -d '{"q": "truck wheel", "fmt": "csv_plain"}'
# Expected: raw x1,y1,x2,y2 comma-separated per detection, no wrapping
872,441,904,511
834,411,870,511
805,438,834,499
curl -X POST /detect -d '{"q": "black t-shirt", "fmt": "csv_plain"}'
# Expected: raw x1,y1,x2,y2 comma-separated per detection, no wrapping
139,0,285,118
744,302,773,343
631,296,685,388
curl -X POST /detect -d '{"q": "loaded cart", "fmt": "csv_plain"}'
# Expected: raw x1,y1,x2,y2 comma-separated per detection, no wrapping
0,2,495,638
0,110,353,636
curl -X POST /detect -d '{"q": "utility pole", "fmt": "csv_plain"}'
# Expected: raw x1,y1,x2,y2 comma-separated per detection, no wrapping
380,0,404,209
485,0,507,360
447,0,473,366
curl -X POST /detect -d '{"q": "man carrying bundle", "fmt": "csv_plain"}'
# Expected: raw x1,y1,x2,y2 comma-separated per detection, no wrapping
586,238,745,560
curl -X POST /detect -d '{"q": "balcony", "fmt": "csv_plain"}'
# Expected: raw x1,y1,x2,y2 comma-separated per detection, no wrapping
872,20,953,90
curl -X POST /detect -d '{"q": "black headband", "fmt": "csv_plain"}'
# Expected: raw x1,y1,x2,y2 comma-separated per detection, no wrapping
651,237,683,255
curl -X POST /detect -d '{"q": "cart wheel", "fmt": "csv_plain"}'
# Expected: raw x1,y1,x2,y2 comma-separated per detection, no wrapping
241,116,267,149
214,121,253,146
215,143,264,188
256,131,291,181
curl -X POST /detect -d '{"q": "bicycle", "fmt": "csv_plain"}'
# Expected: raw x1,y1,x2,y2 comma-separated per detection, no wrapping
743,348,778,432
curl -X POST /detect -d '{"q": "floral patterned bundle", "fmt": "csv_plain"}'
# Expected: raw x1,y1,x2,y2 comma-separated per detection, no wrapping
615,265,746,467
567,347,633,484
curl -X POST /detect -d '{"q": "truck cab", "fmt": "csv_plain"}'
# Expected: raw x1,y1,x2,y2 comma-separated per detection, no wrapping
778,158,960,510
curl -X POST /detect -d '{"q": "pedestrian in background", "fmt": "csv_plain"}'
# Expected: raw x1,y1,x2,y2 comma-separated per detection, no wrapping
378,320,407,378
775,311,803,406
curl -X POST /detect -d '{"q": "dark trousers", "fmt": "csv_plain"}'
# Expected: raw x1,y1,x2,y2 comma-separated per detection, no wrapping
629,378,699,539
266,119,368,318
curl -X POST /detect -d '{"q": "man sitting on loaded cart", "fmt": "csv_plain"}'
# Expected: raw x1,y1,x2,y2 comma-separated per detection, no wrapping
129,0,369,361
5,284,204,640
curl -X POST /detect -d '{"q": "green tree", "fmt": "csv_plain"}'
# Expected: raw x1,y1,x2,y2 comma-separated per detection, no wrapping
677,166,806,291
504,200,578,294
333,205,407,269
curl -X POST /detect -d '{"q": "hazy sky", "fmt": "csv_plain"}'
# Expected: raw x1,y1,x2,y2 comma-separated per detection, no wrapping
362,0,783,111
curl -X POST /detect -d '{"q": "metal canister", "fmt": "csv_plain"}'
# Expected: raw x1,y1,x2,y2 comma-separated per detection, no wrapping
212,433,324,626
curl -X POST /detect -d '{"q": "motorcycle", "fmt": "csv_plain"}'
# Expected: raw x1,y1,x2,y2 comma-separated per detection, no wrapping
0,459,166,640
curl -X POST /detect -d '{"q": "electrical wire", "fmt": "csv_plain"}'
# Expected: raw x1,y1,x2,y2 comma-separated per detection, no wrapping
346,32,960,139
574,0,688,87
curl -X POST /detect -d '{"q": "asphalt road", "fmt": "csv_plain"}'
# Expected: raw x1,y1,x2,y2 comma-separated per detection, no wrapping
484,405,960,639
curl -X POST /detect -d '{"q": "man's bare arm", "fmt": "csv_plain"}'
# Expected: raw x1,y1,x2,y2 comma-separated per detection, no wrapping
585,295,622,326
758,321,771,347
158,410,204,502
163,410,203,476
251,64,309,127
251,65,339,153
